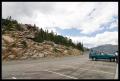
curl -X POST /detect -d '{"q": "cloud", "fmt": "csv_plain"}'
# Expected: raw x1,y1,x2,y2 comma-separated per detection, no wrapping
2,2,118,31
2,2,55,18
78,2,118,34
2,2,118,48
109,17,118,29
68,31,118,48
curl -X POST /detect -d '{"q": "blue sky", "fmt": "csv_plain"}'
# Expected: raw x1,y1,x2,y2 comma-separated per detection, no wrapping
55,19,118,37
2,2,118,48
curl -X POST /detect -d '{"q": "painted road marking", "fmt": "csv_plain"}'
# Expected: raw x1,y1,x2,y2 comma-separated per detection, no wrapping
70,62,116,68
58,65,115,75
12,77,16,79
63,61,116,68
78,67,114,75
44,70,78,79
114,64,118,79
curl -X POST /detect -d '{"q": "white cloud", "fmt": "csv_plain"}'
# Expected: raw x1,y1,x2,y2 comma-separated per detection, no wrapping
109,19,118,29
78,2,118,34
2,2,118,48
2,2,118,33
69,31,118,48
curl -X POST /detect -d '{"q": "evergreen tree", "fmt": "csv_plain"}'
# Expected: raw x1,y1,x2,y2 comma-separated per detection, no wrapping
2,17,84,51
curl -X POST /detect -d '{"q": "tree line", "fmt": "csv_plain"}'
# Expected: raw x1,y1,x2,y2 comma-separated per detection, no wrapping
2,16,23,33
2,16,84,51
32,28,84,51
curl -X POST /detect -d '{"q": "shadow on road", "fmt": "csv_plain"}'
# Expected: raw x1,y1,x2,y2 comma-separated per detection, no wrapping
89,59,117,63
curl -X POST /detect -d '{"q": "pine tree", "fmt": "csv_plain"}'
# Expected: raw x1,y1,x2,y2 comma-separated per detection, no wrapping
2,17,85,51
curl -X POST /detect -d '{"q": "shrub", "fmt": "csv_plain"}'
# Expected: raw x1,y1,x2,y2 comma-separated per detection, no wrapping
16,24,24,31
21,41,27,48
53,48,58,52
11,43,16,47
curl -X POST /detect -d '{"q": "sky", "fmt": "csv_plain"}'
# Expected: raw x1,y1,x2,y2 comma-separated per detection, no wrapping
2,2,118,48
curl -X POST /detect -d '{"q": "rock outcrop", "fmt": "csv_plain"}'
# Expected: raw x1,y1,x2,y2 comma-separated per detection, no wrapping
2,24,83,61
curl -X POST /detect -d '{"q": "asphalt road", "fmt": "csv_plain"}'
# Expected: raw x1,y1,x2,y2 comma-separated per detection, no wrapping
2,52,117,79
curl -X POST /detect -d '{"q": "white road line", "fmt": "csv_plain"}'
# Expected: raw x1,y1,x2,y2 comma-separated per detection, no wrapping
47,64,77,71
59,65,114,75
48,67,68,71
71,62,81,65
87,64,115,69
79,68,114,75
70,62,115,69
60,65,76,68
114,64,118,79
12,77,16,79
44,70,78,79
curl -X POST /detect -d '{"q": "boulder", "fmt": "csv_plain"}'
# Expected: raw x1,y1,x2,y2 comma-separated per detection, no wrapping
12,48,22,52
33,50,37,54
43,52,49,55
24,52,29,55
49,47,53,51
55,48,64,53
2,47,7,52
2,39,5,44
29,52,33,56
54,44,58,47
20,56,28,60
63,50,68,54
2,35,14,43
31,54,38,58
38,53,44,58
70,49,80,55
43,40,55,46
8,55,16,59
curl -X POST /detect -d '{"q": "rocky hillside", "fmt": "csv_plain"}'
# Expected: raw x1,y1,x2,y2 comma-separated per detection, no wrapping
91,44,118,54
2,17,83,61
